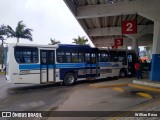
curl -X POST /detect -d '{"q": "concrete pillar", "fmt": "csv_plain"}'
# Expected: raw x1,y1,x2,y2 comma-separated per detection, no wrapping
132,39,139,56
150,20,160,81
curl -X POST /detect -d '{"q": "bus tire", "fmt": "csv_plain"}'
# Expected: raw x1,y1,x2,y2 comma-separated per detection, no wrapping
64,73,76,86
119,69,126,78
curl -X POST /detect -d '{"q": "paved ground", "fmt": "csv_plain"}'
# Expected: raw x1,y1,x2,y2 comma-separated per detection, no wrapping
0,75,74,120
0,74,160,120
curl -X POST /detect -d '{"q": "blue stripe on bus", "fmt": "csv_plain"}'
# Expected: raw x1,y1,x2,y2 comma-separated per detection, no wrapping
56,63,86,68
98,62,112,67
98,62,120,67
86,64,97,67
19,64,40,70
19,62,119,70
19,63,86,70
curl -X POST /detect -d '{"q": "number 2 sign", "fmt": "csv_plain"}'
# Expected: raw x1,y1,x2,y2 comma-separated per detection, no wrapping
122,20,137,34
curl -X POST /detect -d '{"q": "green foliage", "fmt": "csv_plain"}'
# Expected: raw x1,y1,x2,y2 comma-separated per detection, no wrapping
7,21,33,43
144,46,151,60
0,24,8,36
49,38,60,45
144,46,150,52
0,25,8,45
72,36,88,45
0,25,7,67
0,36,4,41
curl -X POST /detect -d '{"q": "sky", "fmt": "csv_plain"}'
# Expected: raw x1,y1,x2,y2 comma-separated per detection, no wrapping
0,0,93,45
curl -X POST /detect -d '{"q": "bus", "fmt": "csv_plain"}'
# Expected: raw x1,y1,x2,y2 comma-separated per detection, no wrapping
99,49,136,78
5,43,136,85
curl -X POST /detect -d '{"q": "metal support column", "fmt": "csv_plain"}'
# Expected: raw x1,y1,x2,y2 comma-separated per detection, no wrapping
150,20,160,81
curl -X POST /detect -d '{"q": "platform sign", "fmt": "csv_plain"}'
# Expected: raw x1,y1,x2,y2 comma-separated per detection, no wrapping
115,38,123,46
122,20,137,34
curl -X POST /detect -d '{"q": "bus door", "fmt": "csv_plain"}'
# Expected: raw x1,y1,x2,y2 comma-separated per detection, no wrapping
127,52,136,76
85,53,98,78
40,50,55,83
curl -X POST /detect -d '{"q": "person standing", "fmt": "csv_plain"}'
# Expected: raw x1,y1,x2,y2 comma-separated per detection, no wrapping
134,61,143,79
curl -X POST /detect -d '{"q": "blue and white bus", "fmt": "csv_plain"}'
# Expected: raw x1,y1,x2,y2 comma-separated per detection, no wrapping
5,43,136,85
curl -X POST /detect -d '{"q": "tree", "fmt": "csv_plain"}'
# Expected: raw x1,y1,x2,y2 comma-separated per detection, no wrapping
49,38,60,45
144,46,151,60
0,25,8,70
7,21,33,43
144,46,150,51
0,36,5,46
72,36,88,45
0,24,8,45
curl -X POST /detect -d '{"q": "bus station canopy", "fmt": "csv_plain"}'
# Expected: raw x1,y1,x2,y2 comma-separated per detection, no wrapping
63,0,156,48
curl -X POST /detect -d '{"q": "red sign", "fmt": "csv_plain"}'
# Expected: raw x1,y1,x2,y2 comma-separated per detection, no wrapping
115,38,123,46
122,20,137,34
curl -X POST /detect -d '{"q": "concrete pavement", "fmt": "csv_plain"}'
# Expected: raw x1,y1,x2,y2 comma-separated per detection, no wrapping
47,74,160,120
1,74,160,120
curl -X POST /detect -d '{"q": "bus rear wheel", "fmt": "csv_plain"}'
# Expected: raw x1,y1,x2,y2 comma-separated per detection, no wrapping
64,73,76,86
119,70,126,78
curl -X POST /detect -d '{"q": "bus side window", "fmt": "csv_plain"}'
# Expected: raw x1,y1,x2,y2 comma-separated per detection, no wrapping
85,53,90,63
99,53,109,62
66,52,71,63
78,53,84,62
57,51,64,63
72,53,78,63
57,57,62,63
128,55,133,62
91,53,96,63
118,51,127,65
14,47,38,64
109,51,118,62
20,57,25,63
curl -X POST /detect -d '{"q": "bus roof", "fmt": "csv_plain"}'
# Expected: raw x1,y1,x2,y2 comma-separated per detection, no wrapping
7,43,58,48
58,44,98,52
98,48,135,52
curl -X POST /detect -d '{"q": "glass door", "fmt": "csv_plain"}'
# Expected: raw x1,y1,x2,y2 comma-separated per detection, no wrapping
40,50,55,83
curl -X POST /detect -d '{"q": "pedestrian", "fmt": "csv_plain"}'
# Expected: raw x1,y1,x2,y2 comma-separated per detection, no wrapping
134,60,143,79
143,60,148,73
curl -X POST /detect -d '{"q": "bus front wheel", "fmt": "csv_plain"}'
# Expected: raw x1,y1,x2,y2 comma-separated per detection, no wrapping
64,73,76,86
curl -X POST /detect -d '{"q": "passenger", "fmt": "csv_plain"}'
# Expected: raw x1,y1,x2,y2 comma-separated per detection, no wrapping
134,60,143,79
143,60,148,73
143,59,147,63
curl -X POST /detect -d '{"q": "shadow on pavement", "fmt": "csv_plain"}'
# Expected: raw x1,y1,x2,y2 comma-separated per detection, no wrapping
7,83,63,94
7,77,119,93
76,77,119,85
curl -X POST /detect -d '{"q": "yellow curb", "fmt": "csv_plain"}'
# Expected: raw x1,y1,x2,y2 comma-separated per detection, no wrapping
89,84,99,88
108,117,117,120
128,84,160,92
89,84,128,88
136,92,153,99
112,87,125,92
